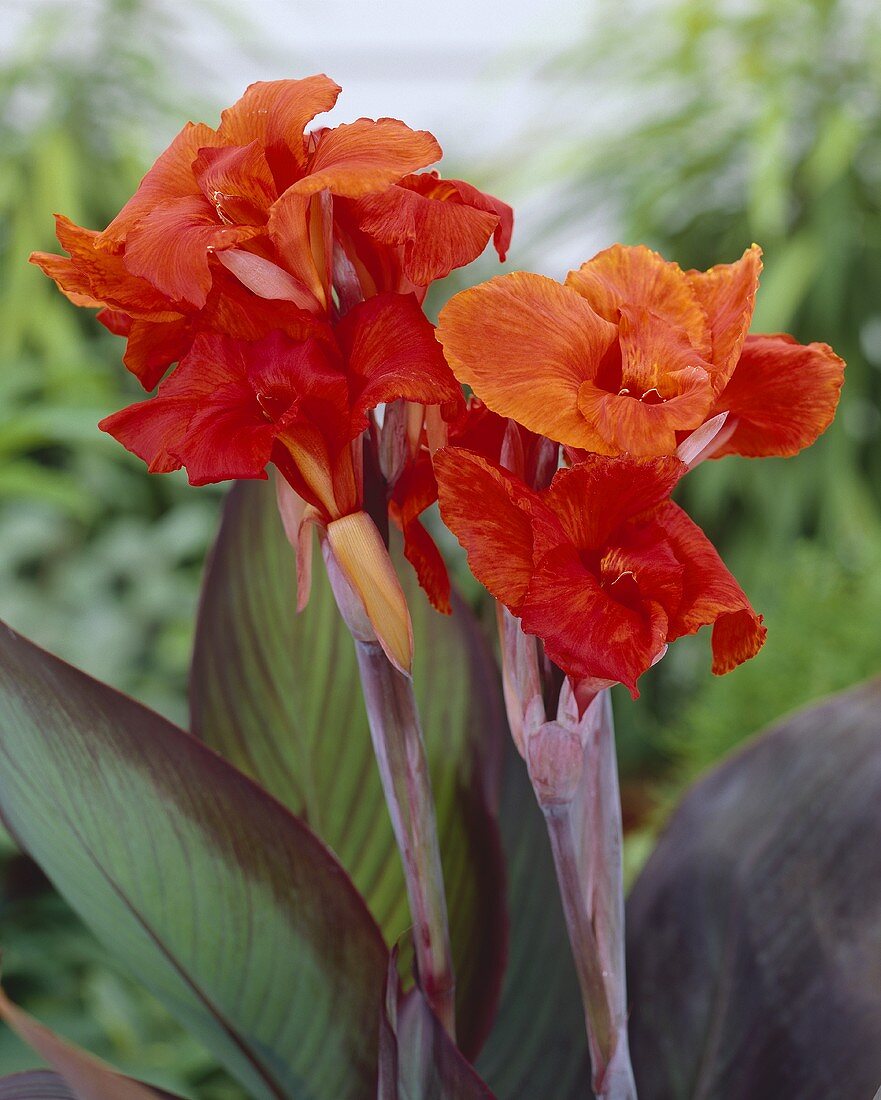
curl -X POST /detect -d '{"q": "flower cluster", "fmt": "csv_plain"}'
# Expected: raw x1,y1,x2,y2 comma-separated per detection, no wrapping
32,77,844,698
31,75,512,669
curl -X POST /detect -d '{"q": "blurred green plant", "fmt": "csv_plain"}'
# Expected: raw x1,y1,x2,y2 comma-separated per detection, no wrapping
516,0,881,793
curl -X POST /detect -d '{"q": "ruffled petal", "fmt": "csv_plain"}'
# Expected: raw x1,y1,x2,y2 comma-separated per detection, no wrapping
193,142,277,225
289,118,441,198
711,333,845,457
101,122,222,244
520,543,669,697
217,75,341,174
542,454,684,549
687,244,762,387
653,500,766,673
122,317,193,390
31,216,184,320
337,293,461,427
352,172,512,285
437,272,618,450
434,447,539,614
123,195,259,307
390,455,451,614
99,334,273,483
565,243,711,358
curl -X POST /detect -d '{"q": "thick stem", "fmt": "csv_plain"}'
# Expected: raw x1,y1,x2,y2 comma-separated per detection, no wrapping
538,692,636,1100
354,640,456,1039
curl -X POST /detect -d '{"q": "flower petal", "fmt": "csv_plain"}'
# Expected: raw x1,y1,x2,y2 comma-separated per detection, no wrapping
289,118,441,198
389,455,451,614
437,272,618,450
217,75,341,173
687,244,762,386
520,543,669,697
352,173,512,285
31,216,184,320
711,333,845,457
542,454,684,549
123,195,259,307
565,243,711,358
653,500,766,673
338,293,461,428
434,447,538,614
101,122,223,244
193,141,277,225
122,317,193,390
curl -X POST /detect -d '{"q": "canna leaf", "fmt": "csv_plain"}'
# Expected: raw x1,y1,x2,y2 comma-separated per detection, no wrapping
627,677,881,1099
190,480,508,1057
0,1072,78,1099
0,622,388,1100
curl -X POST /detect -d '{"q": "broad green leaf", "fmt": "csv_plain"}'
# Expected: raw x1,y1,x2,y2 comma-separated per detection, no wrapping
476,742,590,1098
190,481,508,1056
0,622,388,1100
627,678,881,1099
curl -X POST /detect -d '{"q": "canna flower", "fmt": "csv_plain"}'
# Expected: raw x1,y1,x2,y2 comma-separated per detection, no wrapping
101,292,462,672
436,243,844,460
30,74,511,390
434,447,765,696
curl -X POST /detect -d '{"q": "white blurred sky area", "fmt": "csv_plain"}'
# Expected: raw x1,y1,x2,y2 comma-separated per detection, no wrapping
4,0,606,272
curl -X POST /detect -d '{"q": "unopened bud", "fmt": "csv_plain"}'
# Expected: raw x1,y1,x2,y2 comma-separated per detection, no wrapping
526,721,584,807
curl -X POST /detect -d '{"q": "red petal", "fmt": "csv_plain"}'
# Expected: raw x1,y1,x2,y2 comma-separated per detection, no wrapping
712,333,845,457
437,273,618,450
122,318,193,390
434,447,538,614
352,173,512,285
290,118,441,198
687,245,762,386
337,293,461,428
390,456,451,614
542,454,684,550
267,191,331,308
217,75,341,174
520,543,669,697
101,122,223,244
123,195,259,307
653,501,766,673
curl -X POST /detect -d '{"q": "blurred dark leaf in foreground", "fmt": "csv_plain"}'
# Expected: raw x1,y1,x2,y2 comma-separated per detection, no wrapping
627,677,881,1099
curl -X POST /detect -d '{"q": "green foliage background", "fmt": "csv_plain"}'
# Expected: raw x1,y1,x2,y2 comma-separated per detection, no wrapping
1,0,880,1090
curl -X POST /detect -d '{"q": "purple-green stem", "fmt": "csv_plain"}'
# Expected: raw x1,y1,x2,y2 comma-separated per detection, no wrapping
540,690,636,1099
354,640,456,1040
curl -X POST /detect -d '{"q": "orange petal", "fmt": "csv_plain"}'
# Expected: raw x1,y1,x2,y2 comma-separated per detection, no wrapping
193,141,277,225
101,122,223,245
215,249,321,311
437,272,618,450
289,118,441,198
434,447,539,614
687,244,762,387
712,333,845,457
565,243,711,358
31,216,184,320
654,500,766,673
267,190,331,307
325,511,414,675
123,195,259,307
217,75,341,171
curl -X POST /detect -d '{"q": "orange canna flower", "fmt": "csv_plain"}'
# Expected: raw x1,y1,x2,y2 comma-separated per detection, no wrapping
30,75,511,391
435,447,766,696
436,243,844,460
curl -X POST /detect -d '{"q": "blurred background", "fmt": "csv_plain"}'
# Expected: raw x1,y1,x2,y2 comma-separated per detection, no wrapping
1,0,880,1093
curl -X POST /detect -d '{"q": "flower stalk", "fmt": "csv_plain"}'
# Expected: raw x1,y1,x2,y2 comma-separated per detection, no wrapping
354,642,456,1038
321,528,455,1039
536,692,636,1100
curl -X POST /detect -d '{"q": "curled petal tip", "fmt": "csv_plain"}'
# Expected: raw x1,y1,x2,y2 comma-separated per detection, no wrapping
326,511,414,674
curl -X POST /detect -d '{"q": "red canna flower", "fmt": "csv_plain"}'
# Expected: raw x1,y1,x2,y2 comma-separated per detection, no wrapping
436,243,844,460
434,446,765,696
30,74,511,390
